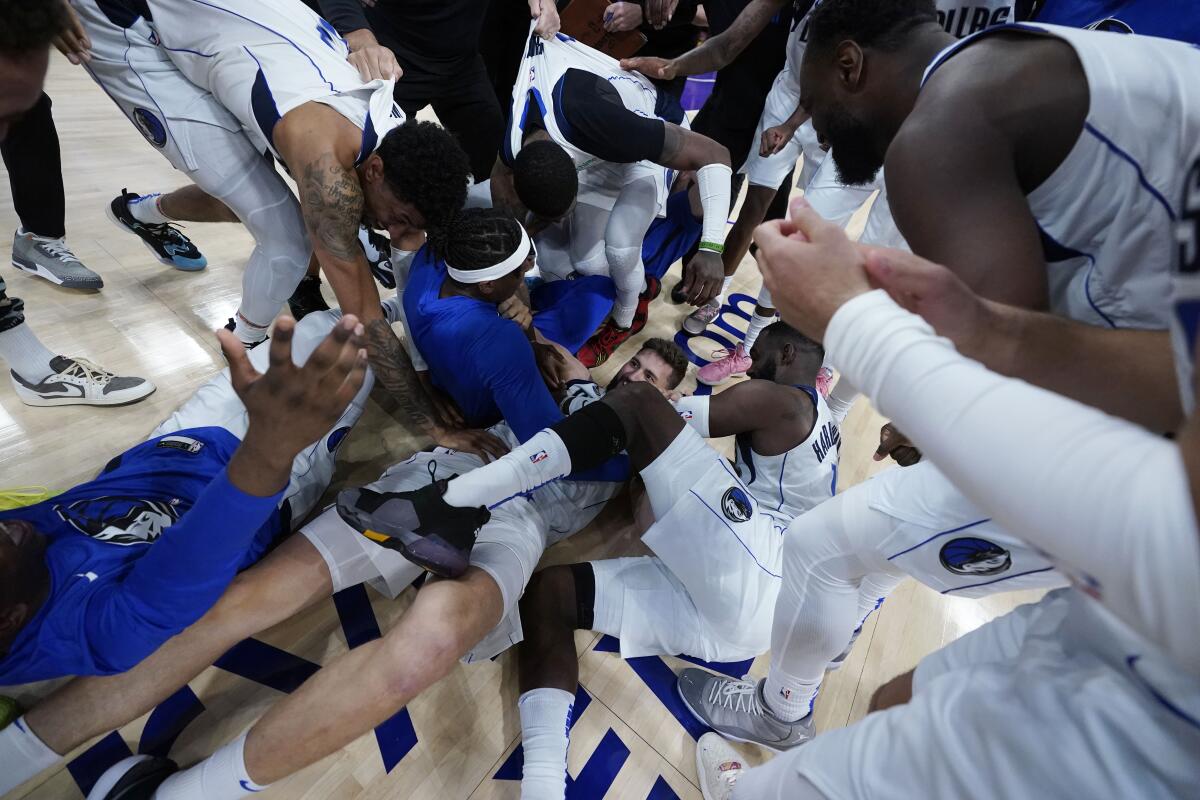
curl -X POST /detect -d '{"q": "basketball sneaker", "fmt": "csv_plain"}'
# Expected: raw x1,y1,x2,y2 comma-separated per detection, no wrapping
11,230,103,289
336,481,490,578
815,366,834,398
677,669,814,751
287,275,331,321
695,733,745,800
10,356,156,407
696,344,751,386
87,755,177,800
223,318,269,349
682,299,720,334
359,226,395,289
578,278,659,367
106,190,206,271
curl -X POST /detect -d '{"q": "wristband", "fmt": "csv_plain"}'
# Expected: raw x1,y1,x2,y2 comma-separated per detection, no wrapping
698,241,725,254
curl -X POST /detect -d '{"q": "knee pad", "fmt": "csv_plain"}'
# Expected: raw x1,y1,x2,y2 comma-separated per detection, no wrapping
574,249,610,278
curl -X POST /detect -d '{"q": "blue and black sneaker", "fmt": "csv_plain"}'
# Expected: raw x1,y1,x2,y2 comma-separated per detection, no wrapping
106,189,207,271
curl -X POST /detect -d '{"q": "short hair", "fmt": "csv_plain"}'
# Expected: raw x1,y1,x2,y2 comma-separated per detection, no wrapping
638,337,688,389
758,321,825,364
513,140,578,219
0,0,67,56
807,0,937,54
426,207,524,273
377,120,470,233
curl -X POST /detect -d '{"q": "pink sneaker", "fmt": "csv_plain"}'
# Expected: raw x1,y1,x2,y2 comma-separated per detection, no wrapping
815,366,834,397
698,344,752,386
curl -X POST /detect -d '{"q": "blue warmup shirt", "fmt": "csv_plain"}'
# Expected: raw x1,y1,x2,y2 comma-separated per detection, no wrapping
0,428,284,684
403,246,566,442
403,247,629,481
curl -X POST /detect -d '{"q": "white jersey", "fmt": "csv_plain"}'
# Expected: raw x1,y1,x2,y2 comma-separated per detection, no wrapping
142,0,404,162
735,386,840,525
1176,156,1200,412
923,23,1200,334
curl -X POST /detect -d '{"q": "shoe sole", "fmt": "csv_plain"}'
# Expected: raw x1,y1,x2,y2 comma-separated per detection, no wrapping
675,680,791,754
14,384,156,408
337,493,469,579
105,204,207,272
11,258,103,290
682,318,717,335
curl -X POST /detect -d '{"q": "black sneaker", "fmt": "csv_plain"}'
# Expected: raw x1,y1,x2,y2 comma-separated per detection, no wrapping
89,755,178,799
106,190,206,271
336,481,490,578
287,275,330,321
359,226,395,289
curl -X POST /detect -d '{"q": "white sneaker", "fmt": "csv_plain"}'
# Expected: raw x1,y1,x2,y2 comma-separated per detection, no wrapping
10,356,155,407
695,732,745,800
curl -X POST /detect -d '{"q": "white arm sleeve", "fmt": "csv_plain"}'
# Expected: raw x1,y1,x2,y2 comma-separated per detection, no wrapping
672,394,712,437
826,290,1200,671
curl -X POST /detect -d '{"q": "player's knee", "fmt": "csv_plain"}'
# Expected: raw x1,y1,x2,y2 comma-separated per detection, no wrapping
603,244,642,283
521,566,580,631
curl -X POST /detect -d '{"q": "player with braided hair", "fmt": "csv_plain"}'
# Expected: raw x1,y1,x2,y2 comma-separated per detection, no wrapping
400,207,621,449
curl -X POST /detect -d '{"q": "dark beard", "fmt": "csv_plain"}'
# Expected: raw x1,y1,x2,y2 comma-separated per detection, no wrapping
747,358,776,383
825,107,884,187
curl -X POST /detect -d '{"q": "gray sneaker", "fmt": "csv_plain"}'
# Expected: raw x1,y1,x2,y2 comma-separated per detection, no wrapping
11,230,103,289
677,669,814,752
682,299,721,334
10,356,155,407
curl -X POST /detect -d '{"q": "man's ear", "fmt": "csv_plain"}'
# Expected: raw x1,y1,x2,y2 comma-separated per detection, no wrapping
835,41,866,91
477,279,496,298
780,342,797,366
362,153,384,184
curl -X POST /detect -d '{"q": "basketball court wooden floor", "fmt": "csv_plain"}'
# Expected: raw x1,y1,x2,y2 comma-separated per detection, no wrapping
0,58,1040,799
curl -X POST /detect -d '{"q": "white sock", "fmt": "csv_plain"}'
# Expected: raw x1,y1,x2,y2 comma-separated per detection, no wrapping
0,716,61,795
442,429,572,509
763,669,819,723
0,322,57,383
611,300,637,330
155,731,267,800
518,688,575,800
127,193,172,225
741,311,776,351
232,313,269,346
17,227,63,244
716,275,733,304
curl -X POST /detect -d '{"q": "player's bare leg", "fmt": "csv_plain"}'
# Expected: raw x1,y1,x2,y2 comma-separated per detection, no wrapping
157,184,240,223
24,534,333,756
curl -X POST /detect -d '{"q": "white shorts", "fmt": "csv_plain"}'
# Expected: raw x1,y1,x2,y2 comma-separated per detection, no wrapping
759,589,1200,800
864,462,1067,598
743,69,807,191
302,436,619,661
592,425,783,662
152,310,370,527
142,0,396,158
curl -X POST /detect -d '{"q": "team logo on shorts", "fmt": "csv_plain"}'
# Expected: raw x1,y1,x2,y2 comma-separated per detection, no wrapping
529,450,549,464
720,487,753,523
938,537,1012,576
132,108,167,148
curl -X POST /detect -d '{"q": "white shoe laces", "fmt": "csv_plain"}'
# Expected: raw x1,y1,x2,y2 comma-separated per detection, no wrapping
59,358,115,387
34,236,80,263
707,677,764,716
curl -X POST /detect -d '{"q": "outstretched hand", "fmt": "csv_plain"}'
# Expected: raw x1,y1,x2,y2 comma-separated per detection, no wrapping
681,250,724,306
619,56,676,80
752,196,873,340
53,2,92,65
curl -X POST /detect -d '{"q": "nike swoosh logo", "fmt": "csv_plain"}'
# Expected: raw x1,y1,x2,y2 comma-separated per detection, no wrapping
34,381,85,397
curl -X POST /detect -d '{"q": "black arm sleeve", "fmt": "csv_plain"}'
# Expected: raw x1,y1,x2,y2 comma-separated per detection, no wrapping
317,0,371,35
557,68,666,163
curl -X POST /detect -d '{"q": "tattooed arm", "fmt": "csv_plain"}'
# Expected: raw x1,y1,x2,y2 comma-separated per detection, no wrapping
274,106,510,459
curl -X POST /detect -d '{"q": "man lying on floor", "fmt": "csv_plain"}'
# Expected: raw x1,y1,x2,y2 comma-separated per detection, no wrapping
0,339,686,798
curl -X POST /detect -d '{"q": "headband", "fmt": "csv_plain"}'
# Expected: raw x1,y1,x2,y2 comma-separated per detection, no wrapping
446,225,532,283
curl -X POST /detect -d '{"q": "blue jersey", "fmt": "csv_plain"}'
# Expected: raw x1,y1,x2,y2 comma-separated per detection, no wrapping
0,428,284,684
402,246,564,443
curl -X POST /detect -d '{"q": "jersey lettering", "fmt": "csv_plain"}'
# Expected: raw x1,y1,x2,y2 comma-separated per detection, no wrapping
1179,158,1200,276
938,6,1011,37
527,33,545,58
810,420,841,463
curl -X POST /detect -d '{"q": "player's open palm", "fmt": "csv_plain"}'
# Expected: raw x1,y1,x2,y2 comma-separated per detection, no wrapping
220,314,367,461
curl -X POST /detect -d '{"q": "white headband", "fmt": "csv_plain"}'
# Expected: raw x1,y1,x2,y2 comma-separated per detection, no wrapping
446,225,532,283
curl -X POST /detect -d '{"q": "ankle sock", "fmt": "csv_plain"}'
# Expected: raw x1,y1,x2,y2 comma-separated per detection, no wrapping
127,193,172,225
742,311,776,351
0,322,57,383
0,716,60,795
762,670,818,723
155,731,267,800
